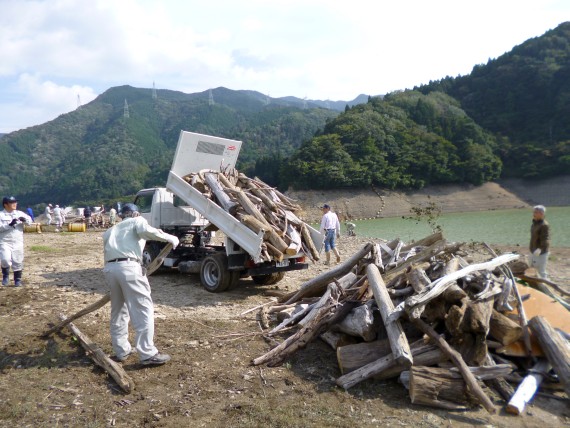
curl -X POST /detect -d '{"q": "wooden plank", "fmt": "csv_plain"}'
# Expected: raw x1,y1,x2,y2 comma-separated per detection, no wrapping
59,314,134,393
529,316,570,397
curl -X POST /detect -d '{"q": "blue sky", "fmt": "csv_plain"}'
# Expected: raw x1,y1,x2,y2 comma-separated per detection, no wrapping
0,0,568,133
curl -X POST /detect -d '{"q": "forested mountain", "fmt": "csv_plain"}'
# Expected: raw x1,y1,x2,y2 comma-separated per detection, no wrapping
1,22,568,207
417,21,570,178
281,92,501,189
0,87,339,206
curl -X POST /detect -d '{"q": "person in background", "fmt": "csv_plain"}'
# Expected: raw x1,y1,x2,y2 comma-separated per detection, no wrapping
26,206,35,222
53,205,63,230
345,221,356,236
0,196,32,286
109,206,117,226
103,203,179,366
84,206,92,228
319,203,341,265
529,205,550,279
44,204,53,225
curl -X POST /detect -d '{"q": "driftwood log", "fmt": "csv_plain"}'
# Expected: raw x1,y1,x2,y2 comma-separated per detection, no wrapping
60,314,134,393
367,263,412,366
529,316,570,396
335,339,444,388
405,365,511,410
411,318,496,414
283,243,374,304
42,294,111,337
489,309,523,345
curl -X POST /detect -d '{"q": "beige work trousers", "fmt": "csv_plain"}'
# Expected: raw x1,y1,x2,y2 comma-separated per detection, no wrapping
103,260,158,361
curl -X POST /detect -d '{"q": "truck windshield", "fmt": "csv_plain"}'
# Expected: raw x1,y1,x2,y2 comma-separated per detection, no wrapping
134,194,153,214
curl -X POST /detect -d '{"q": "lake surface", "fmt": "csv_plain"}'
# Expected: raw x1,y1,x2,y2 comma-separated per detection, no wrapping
337,207,570,247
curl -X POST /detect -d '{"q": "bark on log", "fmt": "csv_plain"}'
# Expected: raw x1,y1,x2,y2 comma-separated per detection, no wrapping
253,293,357,367
285,224,302,256
298,273,357,327
59,314,134,393
320,331,358,350
300,223,320,261
529,316,570,397
335,300,378,342
391,253,519,323
42,294,111,337
406,267,431,293
441,258,467,303
240,214,288,254
335,340,444,387
232,188,272,227
489,309,523,346
407,366,484,409
204,172,237,212
411,317,496,414
506,359,551,415
483,353,515,402
367,264,413,366
283,243,374,304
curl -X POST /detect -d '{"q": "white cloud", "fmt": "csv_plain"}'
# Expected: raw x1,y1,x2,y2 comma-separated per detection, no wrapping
0,0,568,132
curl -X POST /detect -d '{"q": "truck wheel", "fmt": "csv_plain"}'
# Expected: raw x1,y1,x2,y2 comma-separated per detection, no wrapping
200,253,232,292
252,272,285,285
142,242,163,269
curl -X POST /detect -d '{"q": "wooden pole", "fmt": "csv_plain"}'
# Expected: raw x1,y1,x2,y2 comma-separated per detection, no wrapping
41,294,110,337
529,316,570,397
366,264,412,366
60,314,134,393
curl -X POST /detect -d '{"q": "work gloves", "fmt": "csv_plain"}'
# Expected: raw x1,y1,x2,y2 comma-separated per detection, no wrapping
9,219,18,227
18,217,27,222
167,236,180,250
533,248,541,257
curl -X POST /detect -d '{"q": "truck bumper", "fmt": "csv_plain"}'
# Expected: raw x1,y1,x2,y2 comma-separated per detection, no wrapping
246,262,308,276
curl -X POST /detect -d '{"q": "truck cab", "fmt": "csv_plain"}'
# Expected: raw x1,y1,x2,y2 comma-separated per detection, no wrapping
134,130,323,293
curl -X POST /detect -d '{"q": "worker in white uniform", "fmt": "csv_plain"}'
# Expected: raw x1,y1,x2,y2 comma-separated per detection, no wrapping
319,203,341,265
1,196,32,286
103,203,179,365
44,204,53,225
53,205,63,229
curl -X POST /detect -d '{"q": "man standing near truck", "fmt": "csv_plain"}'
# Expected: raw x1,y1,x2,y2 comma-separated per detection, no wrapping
319,204,341,265
103,203,179,365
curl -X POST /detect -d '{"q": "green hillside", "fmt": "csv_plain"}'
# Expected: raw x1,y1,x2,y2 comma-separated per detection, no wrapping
418,21,570,178
1,22,569,207
0,86,338,206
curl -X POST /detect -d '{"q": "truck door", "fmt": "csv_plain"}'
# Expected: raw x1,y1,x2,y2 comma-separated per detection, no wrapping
134,190,159,227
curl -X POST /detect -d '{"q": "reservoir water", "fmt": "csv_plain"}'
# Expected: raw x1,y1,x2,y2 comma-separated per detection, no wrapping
336,207,570,247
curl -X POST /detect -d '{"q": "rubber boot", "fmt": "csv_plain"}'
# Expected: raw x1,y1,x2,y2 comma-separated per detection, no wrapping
13,270,22,287
1,268,8,286
324,251,331,265
333,248,341,264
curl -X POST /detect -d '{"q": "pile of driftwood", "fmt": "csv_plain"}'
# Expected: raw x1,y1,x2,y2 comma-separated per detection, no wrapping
251,232,570,414
184,169,320,262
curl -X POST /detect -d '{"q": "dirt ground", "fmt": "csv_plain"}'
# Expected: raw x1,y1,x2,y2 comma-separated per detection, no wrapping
0,230,569,428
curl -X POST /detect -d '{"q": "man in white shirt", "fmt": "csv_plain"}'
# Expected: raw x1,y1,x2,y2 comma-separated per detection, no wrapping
319,204,341,265
103,203,179,365
1,196,32,286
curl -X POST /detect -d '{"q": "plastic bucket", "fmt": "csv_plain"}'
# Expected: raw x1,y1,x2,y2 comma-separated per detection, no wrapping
68,223,86,233
24,223,41,233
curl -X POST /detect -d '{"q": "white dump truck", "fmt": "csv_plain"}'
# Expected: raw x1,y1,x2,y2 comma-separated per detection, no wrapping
134,131,323,292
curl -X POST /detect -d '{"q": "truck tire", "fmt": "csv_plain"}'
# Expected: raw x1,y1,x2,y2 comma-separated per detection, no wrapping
251,271,285,285
142,242,163,270
200,253,233,292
